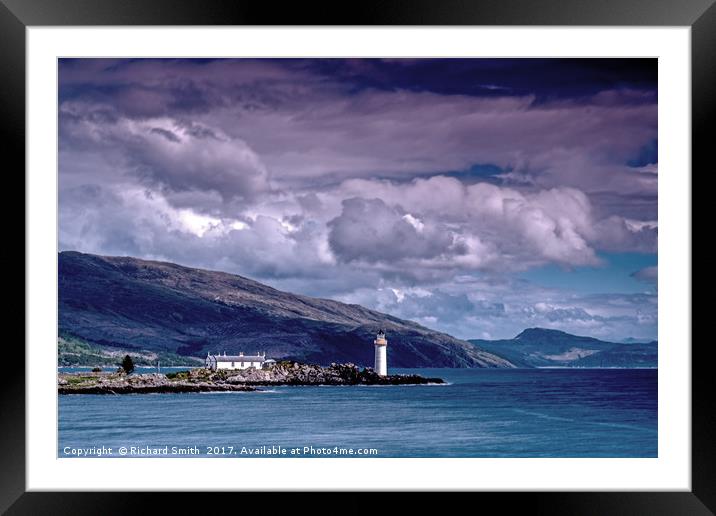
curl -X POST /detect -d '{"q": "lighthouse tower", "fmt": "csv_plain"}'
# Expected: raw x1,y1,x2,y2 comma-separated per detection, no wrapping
374,329,388,376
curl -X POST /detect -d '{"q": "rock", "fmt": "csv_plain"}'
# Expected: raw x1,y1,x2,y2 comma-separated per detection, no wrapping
58,362,444,394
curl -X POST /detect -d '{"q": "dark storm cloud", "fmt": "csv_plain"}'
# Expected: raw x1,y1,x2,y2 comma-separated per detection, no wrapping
60,103,271,204
59,58,658,214
296,58,657,100
59,58,657,106
58,58,658,340
149,127,181,143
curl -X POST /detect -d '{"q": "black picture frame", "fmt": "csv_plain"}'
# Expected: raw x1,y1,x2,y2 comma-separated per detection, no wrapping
2,0,710,513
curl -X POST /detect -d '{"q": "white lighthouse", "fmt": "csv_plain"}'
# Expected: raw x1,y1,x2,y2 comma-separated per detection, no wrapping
374,329,388,376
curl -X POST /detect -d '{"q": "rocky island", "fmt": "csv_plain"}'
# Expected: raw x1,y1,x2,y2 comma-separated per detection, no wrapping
58,361,445,394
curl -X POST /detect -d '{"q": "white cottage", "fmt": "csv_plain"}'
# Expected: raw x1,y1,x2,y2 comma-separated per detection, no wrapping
205,351,267,371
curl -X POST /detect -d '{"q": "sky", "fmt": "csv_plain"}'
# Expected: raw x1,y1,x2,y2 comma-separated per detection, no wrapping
58,58,658,342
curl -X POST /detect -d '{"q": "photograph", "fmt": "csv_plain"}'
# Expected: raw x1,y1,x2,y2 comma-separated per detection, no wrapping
0,0,710,504
57,57,658,459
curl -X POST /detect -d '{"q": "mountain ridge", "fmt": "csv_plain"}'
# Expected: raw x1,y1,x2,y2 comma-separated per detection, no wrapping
469,328,657,368
58,251,513,368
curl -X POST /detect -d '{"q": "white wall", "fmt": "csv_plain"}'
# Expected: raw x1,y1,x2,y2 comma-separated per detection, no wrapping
216,361,261,370
374,345,387,376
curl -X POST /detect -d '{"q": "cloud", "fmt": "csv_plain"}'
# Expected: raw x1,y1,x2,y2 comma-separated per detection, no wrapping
224,87,657,202
532,302,596,322
60,60,657,212
631,266,658,283
331,176,653,270
58,179,658,342
61,107,271,207
336,279,657,341
592,216,657,253
58,58,658,341
59,183,335,282
327,197,457,264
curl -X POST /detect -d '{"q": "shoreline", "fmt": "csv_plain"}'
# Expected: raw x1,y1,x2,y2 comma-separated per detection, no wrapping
58,362,445,395
58,384,256,395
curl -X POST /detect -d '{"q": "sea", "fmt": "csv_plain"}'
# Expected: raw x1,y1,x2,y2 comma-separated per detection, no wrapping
58,367,657,458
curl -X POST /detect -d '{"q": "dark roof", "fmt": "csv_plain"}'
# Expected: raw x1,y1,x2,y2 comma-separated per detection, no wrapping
210,355,265,362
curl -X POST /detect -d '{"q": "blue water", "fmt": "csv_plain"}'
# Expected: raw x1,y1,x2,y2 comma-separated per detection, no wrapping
58,368,657,458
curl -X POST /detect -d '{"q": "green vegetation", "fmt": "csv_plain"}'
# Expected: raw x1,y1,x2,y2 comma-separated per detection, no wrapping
165,370,190,380
58,335,109,366
58,333,203,367
65,376,95,385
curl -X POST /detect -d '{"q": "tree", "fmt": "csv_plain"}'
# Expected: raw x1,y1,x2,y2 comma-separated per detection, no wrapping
120,355,135,374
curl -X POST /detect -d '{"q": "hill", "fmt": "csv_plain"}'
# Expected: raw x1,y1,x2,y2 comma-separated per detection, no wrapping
468,328,657,368
58,251,513,368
